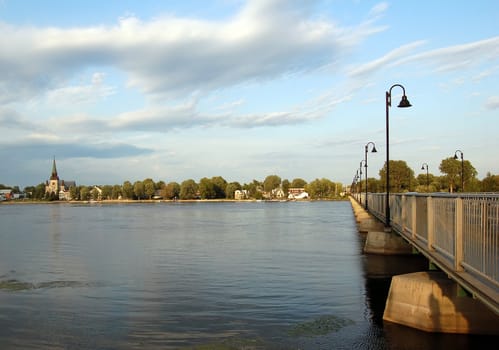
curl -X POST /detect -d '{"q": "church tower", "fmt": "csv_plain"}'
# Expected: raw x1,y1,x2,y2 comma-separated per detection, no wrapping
45,157,60,196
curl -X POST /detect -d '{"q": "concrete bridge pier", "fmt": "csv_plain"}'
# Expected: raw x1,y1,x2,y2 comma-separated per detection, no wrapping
349,197,412,255
383,271,499,335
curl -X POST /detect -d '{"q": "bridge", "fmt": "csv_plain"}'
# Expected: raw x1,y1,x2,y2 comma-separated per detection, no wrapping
351,192,499,317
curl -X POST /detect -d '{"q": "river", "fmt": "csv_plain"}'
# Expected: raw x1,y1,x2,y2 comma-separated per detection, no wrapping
0,201,496,349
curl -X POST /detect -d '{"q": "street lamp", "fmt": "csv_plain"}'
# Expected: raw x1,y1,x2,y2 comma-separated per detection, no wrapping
360,160,366,205
364,142,377,209
421,163,429,192
385,84,412,227
454,150,464,192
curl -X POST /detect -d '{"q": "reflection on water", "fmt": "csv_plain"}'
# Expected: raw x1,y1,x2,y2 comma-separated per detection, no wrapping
0,201,497,349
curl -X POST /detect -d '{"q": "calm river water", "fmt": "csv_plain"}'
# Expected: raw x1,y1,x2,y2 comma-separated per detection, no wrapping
0,201,497,349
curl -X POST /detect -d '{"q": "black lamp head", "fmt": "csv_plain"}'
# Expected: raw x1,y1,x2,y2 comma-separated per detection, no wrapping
397,95,412,108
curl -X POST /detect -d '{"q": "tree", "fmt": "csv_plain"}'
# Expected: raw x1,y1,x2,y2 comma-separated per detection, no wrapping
91,187,101,201
225,182,241,199
211,176,227,198
263,175,281,197
199,177,216,199
416,173,437,193
180,179,198,199
101,185,112,200
143,178,156,199
156,180,165,190
290,178,307,188
69,185,79,200
243,180,262,198
161,182,180,200
481,172,499,192
111,185,122,199
305,178,335,199
379,160,415,193
133,181,145,199
439,157,477,192
122,181,134,199
80,186,90,201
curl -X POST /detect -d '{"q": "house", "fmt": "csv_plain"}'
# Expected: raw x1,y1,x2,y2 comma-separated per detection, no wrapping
234,189,249,200
0,189,13,200
287,187,309,200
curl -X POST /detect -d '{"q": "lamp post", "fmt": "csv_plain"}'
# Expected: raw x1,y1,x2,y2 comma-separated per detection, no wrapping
385,84,412,227
421,163,429,192
364,142,377,209
360,160,366,206
454,150,464,192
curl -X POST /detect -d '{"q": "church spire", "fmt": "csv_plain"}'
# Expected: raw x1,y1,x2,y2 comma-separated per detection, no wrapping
50,157,59,180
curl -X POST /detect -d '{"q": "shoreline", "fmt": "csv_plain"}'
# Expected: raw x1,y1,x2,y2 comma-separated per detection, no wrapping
1,198,347,205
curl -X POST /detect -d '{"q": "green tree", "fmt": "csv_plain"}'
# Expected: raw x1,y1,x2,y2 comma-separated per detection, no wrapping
143,178,156,199
30,183,46,199
225,182,241,199
439,157,477,192
101,185,112,200
379,160,415,193
306,178,335,199
91,187,101,201
211,176,227,198
481,172,499,192
111,185,122,199
133,181,145,199
199,177,216,199
122,181,134,199
263,175,281,197
180,179,198,200
162,182,181,199
290,178,307,188
156,180,165,190
69,185,79,200
80,186,90,201
243,180,262,198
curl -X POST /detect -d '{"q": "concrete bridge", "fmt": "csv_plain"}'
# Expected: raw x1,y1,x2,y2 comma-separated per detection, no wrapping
350,192,499,335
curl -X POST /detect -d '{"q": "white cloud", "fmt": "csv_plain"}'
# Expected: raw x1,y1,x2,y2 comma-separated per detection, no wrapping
485,96,499,110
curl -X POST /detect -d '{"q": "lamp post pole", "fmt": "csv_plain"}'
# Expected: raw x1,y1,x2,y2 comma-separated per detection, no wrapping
454,150,464,192
364,142,377,210
421,163,429,192
360,160,366,206
385,84,412,228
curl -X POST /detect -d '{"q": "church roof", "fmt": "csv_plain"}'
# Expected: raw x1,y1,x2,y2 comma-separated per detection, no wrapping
50,157,59,180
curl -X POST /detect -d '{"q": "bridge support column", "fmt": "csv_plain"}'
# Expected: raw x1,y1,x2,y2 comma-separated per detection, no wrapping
383,271,499,335
363,230,413,255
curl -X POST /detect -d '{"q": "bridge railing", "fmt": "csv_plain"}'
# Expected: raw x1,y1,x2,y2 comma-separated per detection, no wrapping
353,192,499,314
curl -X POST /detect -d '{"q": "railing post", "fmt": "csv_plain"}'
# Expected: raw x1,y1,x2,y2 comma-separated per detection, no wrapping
427,196,434,251
401,195,406,232
411,195,417,239
455,197,464,272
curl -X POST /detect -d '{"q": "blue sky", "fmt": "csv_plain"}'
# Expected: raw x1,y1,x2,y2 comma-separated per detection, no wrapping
1,0,498,189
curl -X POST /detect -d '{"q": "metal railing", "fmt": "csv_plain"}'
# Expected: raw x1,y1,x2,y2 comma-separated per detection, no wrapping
352,191,499,315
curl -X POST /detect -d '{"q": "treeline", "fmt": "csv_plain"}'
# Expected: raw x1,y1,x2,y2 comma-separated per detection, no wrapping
353,158,499,193
3,156,498,202
19,175,344,201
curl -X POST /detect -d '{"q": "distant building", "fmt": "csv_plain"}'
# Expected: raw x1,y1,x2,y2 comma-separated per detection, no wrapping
0,189,13,201
45,158,76,200
287,187,309,200
234,189,249,200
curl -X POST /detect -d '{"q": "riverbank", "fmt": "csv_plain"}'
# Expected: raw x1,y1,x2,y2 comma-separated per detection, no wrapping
1,198,348,205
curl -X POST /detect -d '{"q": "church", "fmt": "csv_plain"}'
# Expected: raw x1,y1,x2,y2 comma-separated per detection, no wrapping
45,158,76,200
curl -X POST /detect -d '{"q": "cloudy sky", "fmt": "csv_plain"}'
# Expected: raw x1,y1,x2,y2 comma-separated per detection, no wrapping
1,0,498,189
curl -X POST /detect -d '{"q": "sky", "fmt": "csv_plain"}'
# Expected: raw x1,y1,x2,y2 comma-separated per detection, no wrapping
1,0,498,189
